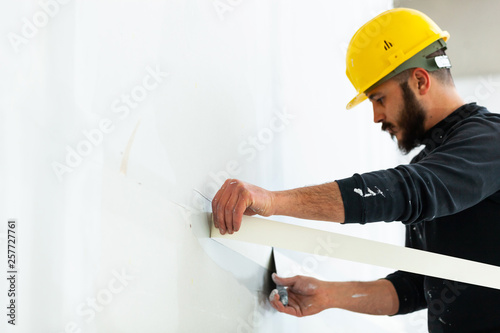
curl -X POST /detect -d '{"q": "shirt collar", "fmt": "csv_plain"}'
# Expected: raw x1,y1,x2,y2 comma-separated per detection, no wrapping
420,102,484,151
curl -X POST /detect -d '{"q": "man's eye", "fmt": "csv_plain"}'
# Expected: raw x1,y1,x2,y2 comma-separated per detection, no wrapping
377,97,384,105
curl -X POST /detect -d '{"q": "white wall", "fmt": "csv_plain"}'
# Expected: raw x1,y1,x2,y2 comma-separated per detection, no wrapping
0,0,458,332
455,74,500,114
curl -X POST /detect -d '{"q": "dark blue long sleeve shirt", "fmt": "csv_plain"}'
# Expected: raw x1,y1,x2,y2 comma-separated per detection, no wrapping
336,103,500,332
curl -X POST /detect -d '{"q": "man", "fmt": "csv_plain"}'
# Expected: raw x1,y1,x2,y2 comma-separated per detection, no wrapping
212,8,500,332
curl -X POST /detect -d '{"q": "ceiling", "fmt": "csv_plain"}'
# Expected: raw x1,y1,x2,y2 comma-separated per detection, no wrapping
394,0,500,77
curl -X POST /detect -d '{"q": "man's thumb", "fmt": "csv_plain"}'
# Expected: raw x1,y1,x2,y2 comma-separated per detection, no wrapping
272,273,297,286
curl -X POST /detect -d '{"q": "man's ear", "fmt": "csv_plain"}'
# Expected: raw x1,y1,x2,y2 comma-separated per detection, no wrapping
412,68,431,95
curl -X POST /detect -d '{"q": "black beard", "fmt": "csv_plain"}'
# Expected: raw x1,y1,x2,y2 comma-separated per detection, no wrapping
395,81,427,154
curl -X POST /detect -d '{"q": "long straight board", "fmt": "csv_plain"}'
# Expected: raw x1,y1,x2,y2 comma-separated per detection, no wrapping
211,215,500,290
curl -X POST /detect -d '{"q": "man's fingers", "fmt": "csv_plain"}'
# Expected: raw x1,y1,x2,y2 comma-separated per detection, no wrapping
269,290,282,310
212,179,253,234
233,193,250,232
212,179,231,229
282,295,302,316
215,180,235,234
211,178,263,234
269,290,302,317
269,290,289,313
272,273,298,287
212,196,219,229
224,190,240,234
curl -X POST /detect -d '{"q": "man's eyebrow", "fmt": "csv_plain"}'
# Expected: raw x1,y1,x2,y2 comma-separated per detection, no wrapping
367,92,382,101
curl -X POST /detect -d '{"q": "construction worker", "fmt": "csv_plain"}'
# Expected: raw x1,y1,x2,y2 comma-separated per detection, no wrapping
212,8,500,332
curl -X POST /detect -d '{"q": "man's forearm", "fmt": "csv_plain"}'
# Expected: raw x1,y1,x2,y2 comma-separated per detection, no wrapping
272,181,345,223
328,279,399,315
212,179,345,234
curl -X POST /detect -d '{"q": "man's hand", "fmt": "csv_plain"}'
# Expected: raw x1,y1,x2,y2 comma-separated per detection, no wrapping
269,274,332,317
212,179,275,235
269,274,399,317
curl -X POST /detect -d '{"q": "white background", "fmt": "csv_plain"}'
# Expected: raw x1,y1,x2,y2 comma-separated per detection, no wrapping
1,1,500,332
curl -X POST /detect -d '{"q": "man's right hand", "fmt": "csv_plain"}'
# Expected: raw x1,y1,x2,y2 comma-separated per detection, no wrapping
270,274,399,317
212,179,276,235
269,274,332,317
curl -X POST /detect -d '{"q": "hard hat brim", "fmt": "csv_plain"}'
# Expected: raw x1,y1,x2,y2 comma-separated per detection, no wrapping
346,93,367,110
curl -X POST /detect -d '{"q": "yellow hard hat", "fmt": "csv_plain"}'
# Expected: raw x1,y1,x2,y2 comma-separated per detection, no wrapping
345,8,450,109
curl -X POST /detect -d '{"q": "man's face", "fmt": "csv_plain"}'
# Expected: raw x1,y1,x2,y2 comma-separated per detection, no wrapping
367,78,427,154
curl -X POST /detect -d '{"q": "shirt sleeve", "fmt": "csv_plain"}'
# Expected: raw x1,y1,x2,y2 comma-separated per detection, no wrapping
385,271,427,314
336,115,500,224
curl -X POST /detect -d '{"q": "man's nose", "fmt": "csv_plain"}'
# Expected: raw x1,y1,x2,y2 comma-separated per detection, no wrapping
373,105,385,124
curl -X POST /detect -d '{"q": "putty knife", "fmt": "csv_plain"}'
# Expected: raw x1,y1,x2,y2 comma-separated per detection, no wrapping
270,247,289,306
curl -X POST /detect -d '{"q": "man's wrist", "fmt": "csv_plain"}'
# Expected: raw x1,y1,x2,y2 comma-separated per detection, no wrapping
271,190,299,216
269,183,345,222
